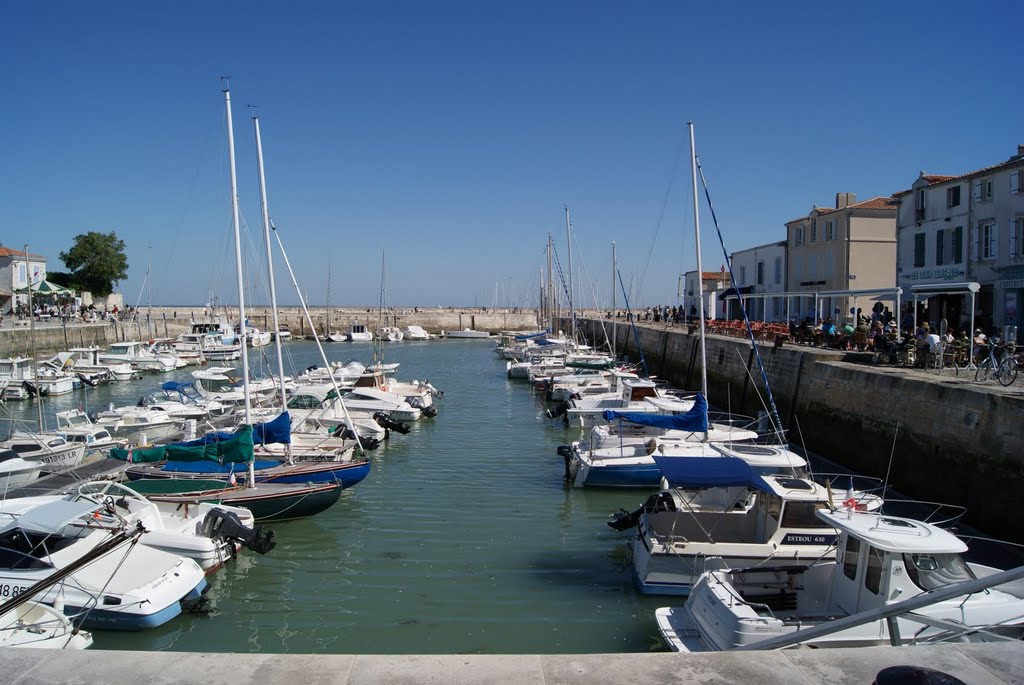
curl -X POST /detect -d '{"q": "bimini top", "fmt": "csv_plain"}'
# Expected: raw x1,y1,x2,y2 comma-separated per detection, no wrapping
1,499,98,536
817,509,968,554
604,393,708,432
653,455,772,492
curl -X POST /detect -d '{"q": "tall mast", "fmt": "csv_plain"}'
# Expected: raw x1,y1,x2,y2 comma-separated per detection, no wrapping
546,233,553,333
146,246,152,338
23,245,43,430
611,241,616,358
565,206,574,344
253,114,288,415
689,121,709,440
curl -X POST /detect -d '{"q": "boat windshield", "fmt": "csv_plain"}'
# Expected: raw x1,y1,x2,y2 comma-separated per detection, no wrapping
903,553,976,591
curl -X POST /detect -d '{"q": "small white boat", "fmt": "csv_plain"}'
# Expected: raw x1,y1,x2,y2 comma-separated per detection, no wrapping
0,448,43,490
0,601,93,649
54,409,126,457
656,507,1024,651
274,324,292,341
443,328,491,339
92,408,182,445
378,326,404,341
401,325,431,341
63,347,137,381
0,433,86,475
99,341,179,373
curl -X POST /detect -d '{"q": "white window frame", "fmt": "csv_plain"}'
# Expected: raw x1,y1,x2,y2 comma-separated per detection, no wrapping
980,222,999,261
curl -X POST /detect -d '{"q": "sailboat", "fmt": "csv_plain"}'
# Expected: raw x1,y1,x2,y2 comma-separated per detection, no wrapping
325,256,346,342
376,251,403,341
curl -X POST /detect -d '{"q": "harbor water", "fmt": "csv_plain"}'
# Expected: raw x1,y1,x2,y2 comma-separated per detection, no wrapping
1,339,670,654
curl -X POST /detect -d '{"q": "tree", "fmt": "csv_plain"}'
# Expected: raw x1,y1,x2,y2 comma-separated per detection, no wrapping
59,231,129,297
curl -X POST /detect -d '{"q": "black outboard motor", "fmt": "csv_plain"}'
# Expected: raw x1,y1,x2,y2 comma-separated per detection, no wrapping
373,411,411,434
607,491,677,532
421,405,438,418
200,508,276,555
22,381,38,398
546,401,569,419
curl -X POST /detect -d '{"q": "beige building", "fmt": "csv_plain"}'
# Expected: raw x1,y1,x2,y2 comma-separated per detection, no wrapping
785,194,898,324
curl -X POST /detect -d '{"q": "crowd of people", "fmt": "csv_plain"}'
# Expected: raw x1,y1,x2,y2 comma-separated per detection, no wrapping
1,301,137,326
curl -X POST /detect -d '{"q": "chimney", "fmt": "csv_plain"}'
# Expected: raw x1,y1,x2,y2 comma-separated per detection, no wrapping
835,192,856,209
1016,144,1024,158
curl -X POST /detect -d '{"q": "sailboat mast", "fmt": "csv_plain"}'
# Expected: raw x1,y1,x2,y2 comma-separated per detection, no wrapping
147,247,153,338
224,88,253,430
546,233,554,333
565,206,574,343
23,246,43,430
688,121,709,432
253,115,288,412
611,241,616,358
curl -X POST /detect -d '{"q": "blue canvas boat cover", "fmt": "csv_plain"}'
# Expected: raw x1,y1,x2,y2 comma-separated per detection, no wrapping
252,412,292,445
653,455,772,491
602,393,708,431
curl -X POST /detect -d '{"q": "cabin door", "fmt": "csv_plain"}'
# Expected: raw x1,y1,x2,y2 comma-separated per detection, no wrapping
832,535,863,614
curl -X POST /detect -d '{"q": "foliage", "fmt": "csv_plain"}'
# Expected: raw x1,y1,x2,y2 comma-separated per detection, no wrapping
59,231,129,297
46,271,74,288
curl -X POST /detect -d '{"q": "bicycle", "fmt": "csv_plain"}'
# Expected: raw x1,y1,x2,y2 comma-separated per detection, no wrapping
975,340,1019,386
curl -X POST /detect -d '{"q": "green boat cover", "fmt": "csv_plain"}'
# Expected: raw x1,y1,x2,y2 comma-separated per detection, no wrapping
111,425,255,464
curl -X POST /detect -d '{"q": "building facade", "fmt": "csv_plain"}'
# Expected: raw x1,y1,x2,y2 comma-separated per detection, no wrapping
0,246,47,315
785,194,898,324
894,146,1024,334
726,241,787,321
683,269,731,320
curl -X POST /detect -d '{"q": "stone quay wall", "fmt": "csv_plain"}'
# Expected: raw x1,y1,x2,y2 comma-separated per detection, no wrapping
0,307,540,358
574,317,1024,543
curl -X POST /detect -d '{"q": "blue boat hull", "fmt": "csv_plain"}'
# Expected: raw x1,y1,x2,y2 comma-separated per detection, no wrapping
582,463,661,488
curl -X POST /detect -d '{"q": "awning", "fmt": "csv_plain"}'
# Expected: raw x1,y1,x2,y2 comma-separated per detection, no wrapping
996,267,1024,290
653,455,772,492
719,286,755,300
14,280,73,295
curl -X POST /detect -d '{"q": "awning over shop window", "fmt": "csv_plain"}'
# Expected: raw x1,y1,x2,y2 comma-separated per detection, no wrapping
995,266,1024,290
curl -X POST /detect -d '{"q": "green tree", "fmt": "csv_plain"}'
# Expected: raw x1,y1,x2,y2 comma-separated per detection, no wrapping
59,231,129,297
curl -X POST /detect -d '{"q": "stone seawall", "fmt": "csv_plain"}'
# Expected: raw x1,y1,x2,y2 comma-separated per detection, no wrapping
0,308,540,357
576,318,1024,543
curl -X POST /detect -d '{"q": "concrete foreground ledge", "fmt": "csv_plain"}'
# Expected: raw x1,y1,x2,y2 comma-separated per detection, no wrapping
1,643,1021,685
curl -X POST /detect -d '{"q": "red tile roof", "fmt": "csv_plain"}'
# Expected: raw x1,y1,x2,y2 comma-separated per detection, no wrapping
0,247,46,260
893,154,1024,196
787,196,899,223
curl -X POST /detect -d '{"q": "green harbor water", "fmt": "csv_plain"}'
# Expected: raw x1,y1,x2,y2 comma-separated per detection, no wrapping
2,339,670,654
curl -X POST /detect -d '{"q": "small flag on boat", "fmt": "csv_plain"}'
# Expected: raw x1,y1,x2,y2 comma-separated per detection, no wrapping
229,472,237,487
826,479,835,511
844,477,856,509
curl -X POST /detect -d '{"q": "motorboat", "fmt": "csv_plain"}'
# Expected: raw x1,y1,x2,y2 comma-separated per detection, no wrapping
0,358,35,400
92,407,183,445
401,325,430,341
443,328,491,339
0,433,86,475
174,319,242,361
0,498,208,630
0,601,93,649
284,385,388,441
236,323,271,348
54,409,126,457
655,507,1024,651
347,323,373,342
342,386,422,421
62,347,137,382
560,377,694,428
274,323,292,341
99,341,179,373
378,326,404,341
0,448,42,491
616,457,882,596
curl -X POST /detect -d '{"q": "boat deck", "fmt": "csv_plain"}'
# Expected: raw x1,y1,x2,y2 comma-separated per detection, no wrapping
3,457,128,498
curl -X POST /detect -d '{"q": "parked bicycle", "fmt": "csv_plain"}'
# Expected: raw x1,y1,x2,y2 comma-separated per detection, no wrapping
974,338,1019,386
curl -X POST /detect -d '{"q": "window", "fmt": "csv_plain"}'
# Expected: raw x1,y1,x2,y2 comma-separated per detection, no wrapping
756,261,765,286
739,265,746,285
936,229,946,266
810,220,817,242
1011,170,1020,196
1012,217,1024,259
952,226,963,263
774,257,782,284
865,546,884,595
980,222,999,261
914,232,926,268
946,186,960,208
842,536,860,580
902,553,975,591
825,220,835,241
780,502,832,528
794,227,804,247
974,178,993,202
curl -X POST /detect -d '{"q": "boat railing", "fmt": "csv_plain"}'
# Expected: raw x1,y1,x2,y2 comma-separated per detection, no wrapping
874,498,968,530
810,473,887,500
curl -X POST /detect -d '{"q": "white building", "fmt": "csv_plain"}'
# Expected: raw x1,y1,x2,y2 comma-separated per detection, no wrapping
894,145,1024,333
0,246,47,315
726,241,787,321
683,268,731,320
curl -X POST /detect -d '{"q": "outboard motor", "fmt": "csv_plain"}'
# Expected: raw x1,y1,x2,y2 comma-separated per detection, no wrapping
421,405,438,418
607,491,676,531
199,508,276,555
546,401,569,420
22,381,38,398
373,411,411,434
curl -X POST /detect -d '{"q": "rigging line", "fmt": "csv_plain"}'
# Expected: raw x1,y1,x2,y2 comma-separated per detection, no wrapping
695,155,785,442
570,223,613,353
635,130,688,300
617,269,649,377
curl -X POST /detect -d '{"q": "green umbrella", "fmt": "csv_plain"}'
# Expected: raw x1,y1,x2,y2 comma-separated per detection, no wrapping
14,280,73,295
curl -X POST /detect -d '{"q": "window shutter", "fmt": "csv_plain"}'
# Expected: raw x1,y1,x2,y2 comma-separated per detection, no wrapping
1010,220,1018,258
973,180,982,202
991,223,999,260
971,225,979,261
1011,170,1021,195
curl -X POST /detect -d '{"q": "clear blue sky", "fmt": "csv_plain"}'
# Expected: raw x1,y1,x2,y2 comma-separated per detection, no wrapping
2,1,1021,308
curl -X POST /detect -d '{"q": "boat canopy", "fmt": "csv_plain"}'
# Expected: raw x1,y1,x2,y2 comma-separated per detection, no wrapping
3,499,98,535
603,393,708,431
566,360,616,370
653,455,772,492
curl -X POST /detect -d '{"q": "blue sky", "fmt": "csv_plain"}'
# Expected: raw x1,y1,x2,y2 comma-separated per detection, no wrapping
2,1,1021,308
